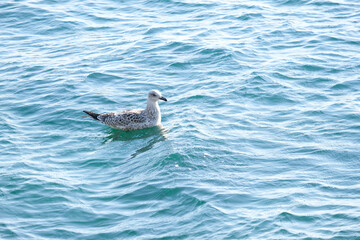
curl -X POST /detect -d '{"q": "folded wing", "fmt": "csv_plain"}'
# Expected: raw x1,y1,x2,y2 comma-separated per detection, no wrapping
98,110,146,128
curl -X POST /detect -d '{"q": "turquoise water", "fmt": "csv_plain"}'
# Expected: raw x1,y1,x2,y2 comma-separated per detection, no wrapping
1,0,360,239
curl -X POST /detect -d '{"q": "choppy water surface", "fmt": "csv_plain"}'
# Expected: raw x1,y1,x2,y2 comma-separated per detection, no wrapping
1,0,360,239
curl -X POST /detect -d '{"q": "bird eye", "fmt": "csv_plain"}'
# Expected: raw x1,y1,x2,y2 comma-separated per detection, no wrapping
152,93,156,97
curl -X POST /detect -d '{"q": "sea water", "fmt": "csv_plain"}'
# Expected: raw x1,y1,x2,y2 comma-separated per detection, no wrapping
0,0,359,239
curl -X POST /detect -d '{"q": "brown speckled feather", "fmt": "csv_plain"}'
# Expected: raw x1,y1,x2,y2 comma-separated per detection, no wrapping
84,90,167,131
99,110,146,128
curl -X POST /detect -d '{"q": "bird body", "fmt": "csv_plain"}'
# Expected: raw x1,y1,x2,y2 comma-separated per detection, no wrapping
84,90,167,131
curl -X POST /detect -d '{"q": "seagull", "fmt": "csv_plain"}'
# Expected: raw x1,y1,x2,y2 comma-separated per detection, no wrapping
83,90,167,131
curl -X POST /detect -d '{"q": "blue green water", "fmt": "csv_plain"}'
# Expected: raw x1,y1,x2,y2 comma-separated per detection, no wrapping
1,0,360,239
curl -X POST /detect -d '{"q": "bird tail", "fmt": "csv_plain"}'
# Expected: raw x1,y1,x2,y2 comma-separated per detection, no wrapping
83,110,100,121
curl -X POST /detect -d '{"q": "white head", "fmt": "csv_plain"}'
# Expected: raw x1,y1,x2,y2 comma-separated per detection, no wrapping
148,90,167,102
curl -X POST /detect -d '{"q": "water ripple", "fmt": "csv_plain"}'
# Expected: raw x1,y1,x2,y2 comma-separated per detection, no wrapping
1,0,360,239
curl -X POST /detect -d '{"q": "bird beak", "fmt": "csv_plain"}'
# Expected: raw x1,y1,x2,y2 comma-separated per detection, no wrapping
159,96,167,101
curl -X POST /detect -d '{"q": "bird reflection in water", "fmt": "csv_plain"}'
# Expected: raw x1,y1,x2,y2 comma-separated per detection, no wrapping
102,125,168,159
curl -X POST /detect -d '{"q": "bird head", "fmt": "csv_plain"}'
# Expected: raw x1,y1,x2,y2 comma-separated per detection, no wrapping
148,90,167,102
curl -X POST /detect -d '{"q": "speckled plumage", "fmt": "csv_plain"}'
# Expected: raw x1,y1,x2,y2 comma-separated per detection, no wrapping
84,90,167,131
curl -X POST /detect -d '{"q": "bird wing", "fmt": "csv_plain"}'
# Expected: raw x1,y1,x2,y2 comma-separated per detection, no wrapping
98,109,146,127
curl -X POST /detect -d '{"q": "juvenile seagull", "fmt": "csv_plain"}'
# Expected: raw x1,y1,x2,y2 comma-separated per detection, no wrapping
84,90,167,131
